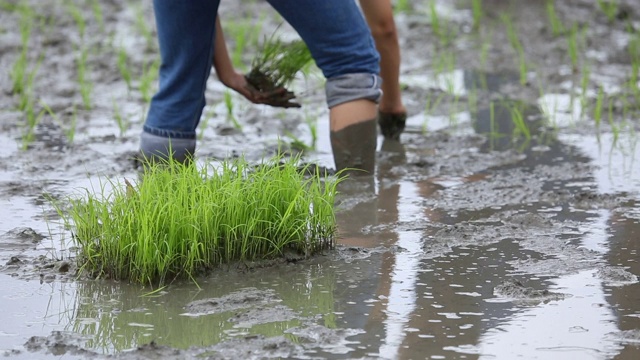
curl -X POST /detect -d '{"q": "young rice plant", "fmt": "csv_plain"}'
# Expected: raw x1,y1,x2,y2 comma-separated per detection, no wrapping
58,155,342,285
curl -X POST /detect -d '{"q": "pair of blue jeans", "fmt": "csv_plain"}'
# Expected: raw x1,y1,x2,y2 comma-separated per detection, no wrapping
144,0,380,140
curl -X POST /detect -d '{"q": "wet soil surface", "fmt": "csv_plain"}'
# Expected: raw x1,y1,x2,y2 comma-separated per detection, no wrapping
1,0,640,359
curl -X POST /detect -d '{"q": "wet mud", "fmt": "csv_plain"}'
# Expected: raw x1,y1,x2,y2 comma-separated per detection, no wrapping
1,0,640,359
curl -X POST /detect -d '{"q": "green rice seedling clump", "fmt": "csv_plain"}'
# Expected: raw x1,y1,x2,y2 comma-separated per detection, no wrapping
64,156,341,285
246,37,313,93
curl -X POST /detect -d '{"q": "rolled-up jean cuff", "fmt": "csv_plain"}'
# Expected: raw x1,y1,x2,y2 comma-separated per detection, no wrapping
143,124,196,140
325,73,382,108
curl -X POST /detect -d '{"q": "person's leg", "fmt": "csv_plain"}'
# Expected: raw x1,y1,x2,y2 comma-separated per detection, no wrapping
267,0,381,175
140,0,220,163
360,0,407,140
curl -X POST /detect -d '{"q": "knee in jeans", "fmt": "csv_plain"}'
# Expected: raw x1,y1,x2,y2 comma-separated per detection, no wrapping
325,73,382,108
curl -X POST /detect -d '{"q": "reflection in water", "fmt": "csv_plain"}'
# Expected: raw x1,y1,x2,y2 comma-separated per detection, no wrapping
67,267,340,353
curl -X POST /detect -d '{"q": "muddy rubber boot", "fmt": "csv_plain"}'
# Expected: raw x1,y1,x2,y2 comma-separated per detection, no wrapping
138,132,196,166
378,111,407,141
330,119,377,176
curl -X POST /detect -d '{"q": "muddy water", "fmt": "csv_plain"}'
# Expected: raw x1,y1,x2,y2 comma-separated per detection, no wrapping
2,0,640,359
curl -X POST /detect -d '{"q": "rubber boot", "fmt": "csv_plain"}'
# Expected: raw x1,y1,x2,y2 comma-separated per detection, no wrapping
139,132,196,166
330,119,377,176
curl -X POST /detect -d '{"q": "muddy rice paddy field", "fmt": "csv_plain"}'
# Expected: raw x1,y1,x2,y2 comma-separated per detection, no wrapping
1,0,640,359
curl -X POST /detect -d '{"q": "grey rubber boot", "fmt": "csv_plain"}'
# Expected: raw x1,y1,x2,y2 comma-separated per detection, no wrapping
330,119,377,176
139,132,196,165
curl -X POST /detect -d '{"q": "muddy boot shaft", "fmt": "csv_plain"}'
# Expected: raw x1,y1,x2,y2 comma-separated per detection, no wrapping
330,119,377,176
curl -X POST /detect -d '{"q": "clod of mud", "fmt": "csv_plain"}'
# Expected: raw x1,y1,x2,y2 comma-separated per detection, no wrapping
229,304,301,327
493,279,567,303
0,254,79,282
0,227,45,246
24,331,95,358
596,266,639,286
183,288,281,316
287,324,363,354
605,329,640,346
5,256,23,265
206,335,303,360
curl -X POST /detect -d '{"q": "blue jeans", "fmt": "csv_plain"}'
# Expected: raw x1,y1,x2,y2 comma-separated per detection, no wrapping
144,0,380,140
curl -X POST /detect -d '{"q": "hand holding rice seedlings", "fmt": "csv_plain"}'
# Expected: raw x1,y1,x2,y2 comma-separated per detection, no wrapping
57,155,342,285
245,36,313,108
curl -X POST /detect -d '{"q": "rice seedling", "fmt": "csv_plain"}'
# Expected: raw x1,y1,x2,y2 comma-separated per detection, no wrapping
224,19,264,71
395,0,411,14
471,0,483,32
112,99,128,137
594,86,604,128
489,101,497,149
10,4,33,96
478,36,491,76
303,109,318,150
88,0,104,32
223,90,242,130
134,3,155,50
432,50,456,78
77,46,93,110
597,0,619,22
116,46,132,90
21,108,45,151
545,0,565,37
198,106,216,141
501,13,528,85
422,90,445,133
56,154,343,285
246,36,313,100
429,1,455,47
507,101,531,141
66,105,79,144
139,57,160,103
608,98,619,142
65,0,86,40
567,22,581,72
579,63,590,118
282,131,312,152
627,33,640,97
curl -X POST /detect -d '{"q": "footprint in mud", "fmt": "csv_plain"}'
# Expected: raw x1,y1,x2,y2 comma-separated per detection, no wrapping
596,266,639,286
493,279,567,303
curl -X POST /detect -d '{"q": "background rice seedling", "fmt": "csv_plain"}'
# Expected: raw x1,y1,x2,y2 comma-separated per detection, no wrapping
545,0,565,36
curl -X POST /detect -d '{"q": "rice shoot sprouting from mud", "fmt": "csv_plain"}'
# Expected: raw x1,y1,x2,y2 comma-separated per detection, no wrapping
60,155,341,285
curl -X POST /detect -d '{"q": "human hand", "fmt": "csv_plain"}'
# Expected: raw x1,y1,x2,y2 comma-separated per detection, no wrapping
222,72,301,108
